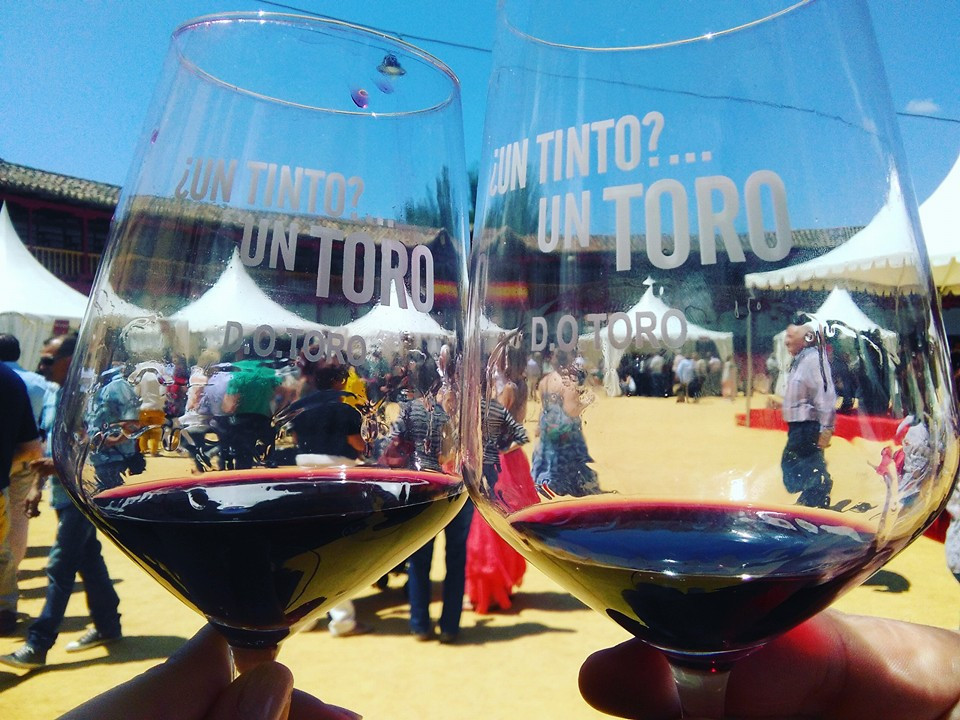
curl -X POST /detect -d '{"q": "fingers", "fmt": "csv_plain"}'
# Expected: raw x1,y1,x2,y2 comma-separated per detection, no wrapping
60,623,363,720
204,661,293,720
290,690,364,720
203,662,363,720
579,611,960,720
579,638,678,719
59,625,231,720
727,611,960,719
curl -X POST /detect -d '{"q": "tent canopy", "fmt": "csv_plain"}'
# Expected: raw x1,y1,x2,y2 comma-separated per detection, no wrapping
919,152,960,295
91,282,151,319
744,177,922,294
808,286,892,337
593,286,734,396
346,282,452,357
171,250,327,337
745,158,960,296
769,286,898,395
0,202,90,368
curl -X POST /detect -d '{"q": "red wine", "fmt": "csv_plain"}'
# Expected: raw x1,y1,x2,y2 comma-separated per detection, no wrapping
93,467,464,648
509,497,883,664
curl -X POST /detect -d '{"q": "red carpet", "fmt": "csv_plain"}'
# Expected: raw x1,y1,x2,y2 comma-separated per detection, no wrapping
736,408,901,442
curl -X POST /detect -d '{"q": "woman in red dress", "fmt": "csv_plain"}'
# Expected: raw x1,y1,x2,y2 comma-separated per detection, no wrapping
466,345,538,614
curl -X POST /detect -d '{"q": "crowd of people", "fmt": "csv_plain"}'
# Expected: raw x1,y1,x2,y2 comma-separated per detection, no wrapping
617,350,740,402
0,330,544,667
1,327,959,719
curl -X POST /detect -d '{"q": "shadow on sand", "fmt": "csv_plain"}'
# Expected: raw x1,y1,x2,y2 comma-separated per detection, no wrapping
0,634,187,691
863,569,910,593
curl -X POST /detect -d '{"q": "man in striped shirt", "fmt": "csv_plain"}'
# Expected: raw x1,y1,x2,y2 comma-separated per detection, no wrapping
780,323,836,508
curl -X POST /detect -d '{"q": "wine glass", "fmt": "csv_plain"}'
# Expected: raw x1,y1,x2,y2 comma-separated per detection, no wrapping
463,1,959,717
53,12,470,673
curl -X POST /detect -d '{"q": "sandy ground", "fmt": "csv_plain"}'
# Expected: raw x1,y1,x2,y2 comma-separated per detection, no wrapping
2,393,959,719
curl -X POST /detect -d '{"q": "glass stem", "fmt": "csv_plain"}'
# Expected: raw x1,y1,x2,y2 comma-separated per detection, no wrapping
229,644,280,678
669,663,730,719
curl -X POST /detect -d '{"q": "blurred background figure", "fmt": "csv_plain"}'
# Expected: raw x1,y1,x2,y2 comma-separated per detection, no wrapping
1,333,122,670
0,333,48,633
129,361,166,457
391,364,471,644
722,354,740,401
778,323,836,509
532,354,600,499
0,342,43,637
86,365,143,492
218,360,280,470
466,345,533,614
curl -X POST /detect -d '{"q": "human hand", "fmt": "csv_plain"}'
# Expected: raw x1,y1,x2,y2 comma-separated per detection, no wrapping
579,610,960,719
59,625,361,720
30,456,57,477
23,485,42,518
818,429,833,449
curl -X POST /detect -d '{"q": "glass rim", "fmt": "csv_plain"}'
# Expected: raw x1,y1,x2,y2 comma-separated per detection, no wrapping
503,0,813,52
172,10,461,117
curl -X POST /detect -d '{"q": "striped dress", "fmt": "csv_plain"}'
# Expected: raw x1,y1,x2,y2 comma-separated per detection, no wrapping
390,398,450,472
481,398,528,467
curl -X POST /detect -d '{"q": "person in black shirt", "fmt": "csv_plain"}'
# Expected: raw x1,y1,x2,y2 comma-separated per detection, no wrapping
0,363,42,634
279,361,372,638
286,365,364,464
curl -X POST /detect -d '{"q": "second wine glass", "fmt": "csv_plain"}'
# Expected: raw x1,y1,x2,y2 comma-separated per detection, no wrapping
463,1,959,717
53,12,471,672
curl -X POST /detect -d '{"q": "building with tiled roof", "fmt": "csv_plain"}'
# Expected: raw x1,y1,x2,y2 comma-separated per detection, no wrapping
0,159,119,292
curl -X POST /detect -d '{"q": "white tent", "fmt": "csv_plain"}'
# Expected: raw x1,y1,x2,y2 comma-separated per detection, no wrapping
769,287,898,395
91,282,152,320
0,202,90,369
744,176,924,294
346,282,452,357
479,313,513,352
170,250,327,350
593,287,734,396
744,160,960,296
919,152,960,295
480,313,509,338
90,284,183,358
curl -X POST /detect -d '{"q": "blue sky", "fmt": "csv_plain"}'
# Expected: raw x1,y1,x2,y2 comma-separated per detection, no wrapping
1,0,957,207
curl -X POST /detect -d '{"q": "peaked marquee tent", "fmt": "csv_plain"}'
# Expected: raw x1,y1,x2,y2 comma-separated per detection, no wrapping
743,176,921,294
0,202,90,369
769,287,898,395
170,250,328,351
346,282,452,357
593,286,734,396
91,282,152,320
918,152,960,295
744,160,960,296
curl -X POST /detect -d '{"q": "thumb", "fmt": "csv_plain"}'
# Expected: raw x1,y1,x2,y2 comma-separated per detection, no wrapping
205,661,294,720
205,663,363,720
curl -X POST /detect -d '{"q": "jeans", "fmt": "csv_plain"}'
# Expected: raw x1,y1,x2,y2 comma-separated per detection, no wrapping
781,421,833,508
28,504,121,651
407,499,474,636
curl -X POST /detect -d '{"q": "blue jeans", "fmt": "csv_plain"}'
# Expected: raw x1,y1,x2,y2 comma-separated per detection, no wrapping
781,421,833,508
407,499,474,636
28,504,121,651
